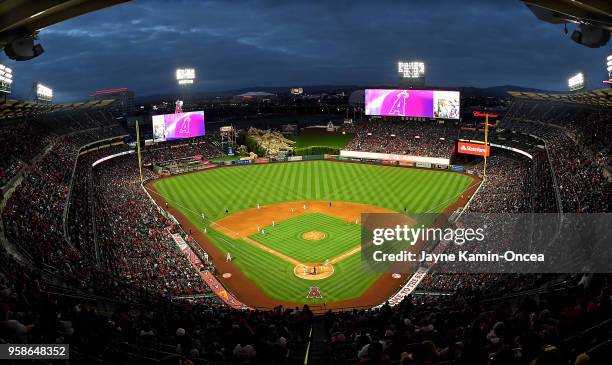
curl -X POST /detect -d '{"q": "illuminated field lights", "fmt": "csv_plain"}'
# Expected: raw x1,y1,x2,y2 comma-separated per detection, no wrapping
176,68,195,85
0,64,13,94
398,61,425,79
568,72,584,91
36,83,53,101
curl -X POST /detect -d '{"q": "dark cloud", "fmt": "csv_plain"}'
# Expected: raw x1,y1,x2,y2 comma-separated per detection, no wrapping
2,0,610,102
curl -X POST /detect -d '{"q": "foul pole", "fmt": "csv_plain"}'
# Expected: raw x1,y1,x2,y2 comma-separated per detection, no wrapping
483,114,489,177
472,111,497,178
136,119,143,183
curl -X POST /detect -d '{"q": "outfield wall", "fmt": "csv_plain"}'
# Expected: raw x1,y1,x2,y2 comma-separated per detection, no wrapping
339,150,450,165
211,152,465,172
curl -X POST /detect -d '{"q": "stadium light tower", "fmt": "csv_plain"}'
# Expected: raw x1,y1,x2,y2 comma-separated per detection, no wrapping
0,64,13,100
398,61,425,88
33,82,53,104
176,68,195,85
568,72,585,92
176,67,195,111
606,55,612,86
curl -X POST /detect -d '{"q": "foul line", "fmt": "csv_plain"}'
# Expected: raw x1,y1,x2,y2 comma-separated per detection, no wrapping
212,220,362,269
329,246,361,264
242,237,301,266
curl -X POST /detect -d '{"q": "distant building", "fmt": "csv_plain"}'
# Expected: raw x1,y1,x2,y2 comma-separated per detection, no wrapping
290,87,303,95
92,88,135,116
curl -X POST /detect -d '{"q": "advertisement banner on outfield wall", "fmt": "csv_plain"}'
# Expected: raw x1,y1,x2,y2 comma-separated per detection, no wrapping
234,159,253,165
382,160,398,165
449,165,466,172
256,158,270,164
303,154,325,160
457,142,490,157
415,162,431,168
360,213,612,273
287,156,303,161
340,150,450,165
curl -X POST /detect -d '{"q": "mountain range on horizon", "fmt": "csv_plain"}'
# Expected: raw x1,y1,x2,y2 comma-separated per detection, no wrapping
6,84,564,104
134,84,560,103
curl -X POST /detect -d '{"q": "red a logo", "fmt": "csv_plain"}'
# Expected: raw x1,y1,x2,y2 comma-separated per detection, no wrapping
306,286,322,299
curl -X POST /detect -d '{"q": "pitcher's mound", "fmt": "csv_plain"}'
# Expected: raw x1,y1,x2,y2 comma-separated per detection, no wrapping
294,262,334,280
302,231,326,241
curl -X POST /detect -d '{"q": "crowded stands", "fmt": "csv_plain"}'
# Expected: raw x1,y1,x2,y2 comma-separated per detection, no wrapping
344,120,459,158
0,95,610,364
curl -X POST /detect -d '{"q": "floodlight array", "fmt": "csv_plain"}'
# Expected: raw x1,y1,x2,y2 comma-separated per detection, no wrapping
0,64,13,84
37,83,53,99
176,68,195,81
398,61,425,78
568,73,584,91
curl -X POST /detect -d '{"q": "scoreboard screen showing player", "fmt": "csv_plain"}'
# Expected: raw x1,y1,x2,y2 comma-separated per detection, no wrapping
365,89,460,119
152,111,205,142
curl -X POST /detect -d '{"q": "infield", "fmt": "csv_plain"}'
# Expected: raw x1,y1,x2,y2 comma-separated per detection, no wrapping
149,160,477,307
250,213,360,263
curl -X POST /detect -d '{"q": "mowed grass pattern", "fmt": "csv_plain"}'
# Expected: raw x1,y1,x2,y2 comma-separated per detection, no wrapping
154,161,474,222
206,227,381,305
152,161,475,304
250,214,360,263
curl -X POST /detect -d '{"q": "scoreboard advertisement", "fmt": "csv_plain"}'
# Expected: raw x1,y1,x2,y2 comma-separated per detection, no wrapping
457,141,490,156
152,111,205,142
365,89,460,119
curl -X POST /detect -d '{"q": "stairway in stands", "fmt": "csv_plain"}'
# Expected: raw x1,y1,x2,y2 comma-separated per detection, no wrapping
290,320,334,365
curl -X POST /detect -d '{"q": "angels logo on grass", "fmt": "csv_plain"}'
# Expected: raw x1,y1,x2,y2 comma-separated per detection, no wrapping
306,286,322,299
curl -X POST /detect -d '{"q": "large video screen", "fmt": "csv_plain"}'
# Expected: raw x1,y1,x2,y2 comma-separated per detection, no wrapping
152,111,205,142
365,89,460,119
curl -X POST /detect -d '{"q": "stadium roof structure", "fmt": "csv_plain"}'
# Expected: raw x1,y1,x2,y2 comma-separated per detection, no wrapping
0,99,114,120
522,0,612,32
508,88,612,108
0,0,130,51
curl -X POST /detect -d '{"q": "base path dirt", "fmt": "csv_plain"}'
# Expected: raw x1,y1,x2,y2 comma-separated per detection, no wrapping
211,201,403,237
211,201,409,281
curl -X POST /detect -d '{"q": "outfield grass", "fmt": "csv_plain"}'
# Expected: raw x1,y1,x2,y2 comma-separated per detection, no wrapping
206,227,381,304
152,161,474,304
291,132,354,149
250,213,360,262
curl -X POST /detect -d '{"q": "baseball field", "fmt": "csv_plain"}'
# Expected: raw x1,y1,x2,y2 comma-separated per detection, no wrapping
150,160,476,307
